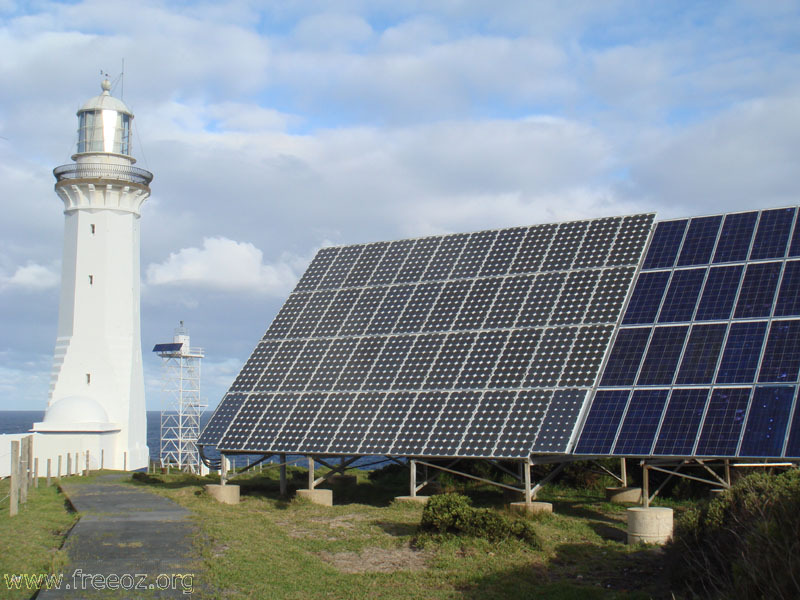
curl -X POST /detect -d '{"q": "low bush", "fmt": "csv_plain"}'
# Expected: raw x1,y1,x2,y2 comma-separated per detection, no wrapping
667,470,800,599
418,493,538,546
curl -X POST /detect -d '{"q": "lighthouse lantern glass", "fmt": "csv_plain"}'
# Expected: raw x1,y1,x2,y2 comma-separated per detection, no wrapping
77,109,131,155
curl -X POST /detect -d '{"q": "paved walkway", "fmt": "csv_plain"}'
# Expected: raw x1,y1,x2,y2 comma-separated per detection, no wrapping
40,474,198,598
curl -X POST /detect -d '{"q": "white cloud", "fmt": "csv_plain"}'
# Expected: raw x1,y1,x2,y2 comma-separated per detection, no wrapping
145,237,305,296
1,262,60,291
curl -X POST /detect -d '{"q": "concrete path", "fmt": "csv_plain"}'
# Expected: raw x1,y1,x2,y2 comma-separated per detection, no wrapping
39,474,198,599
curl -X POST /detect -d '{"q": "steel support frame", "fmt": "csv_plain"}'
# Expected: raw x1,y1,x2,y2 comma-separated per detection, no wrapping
638,458,798,507
411,457,570,503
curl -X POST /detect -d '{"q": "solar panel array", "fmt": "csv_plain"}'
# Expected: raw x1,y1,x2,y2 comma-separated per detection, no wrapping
199,214,654,459
574,207,800,459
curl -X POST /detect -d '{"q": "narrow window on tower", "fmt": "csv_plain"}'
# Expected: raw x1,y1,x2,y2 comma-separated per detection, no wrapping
88,275,94,285
86,373,91,385
90,224,96,234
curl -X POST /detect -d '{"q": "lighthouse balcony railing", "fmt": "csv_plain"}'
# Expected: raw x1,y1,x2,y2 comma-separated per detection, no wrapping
54,163,154,186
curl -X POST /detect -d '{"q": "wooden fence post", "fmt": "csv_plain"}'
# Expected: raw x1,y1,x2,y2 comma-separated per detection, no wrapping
66,452,72,476
10,440,20,517
34,458,39,488
57,455,62,479
47,458,52,487
19,437,29,504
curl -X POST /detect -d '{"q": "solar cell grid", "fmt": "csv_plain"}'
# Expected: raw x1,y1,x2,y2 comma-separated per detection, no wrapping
750,208,795,260
203,213,655,459
395,237,440,283
510,224,556,273
369,240,414,285
319,244,363,289
459,390,516,456
451,230,497,279
713,211,757,263
422,233,468,281
294,247,339,291
607,215,653,266
652,388,708,456
613,389,669,455
480,227,526,276
642,220,687,269
739,387,794,457
677,216,722,266
542,220,588,271
344,242,387,288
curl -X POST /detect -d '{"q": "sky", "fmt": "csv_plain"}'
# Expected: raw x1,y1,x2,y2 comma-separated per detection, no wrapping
1,0,799,411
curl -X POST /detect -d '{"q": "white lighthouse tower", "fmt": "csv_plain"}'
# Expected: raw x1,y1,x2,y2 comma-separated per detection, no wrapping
32,78,152,471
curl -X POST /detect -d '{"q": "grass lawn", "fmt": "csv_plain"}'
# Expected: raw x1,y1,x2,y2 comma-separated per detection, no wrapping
124,466,686,599
0,475,79,599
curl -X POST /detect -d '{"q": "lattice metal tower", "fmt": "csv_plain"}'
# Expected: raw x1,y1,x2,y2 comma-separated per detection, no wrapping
153,322,206,473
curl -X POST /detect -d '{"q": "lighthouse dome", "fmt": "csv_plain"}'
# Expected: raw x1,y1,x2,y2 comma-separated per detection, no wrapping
44,395,110,424
75,78,133,156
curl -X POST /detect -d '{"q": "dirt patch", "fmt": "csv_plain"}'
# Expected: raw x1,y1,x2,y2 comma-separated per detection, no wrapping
318,543,428,573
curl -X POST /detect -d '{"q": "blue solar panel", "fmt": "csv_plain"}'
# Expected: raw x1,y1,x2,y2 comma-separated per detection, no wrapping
653,388,709,456
577,206,800,459
637,326,688,385
750,208,795,260
642,220,687,269
733,262,782,318
622,271,670,325
573,390,630,455
694,265,742,320
759,320,800,383
677,216,722,266
657,269,705,323
599,328,650,386
716,321,767,384
613,389,669,455
675,324,727,384
152,342,182,352
775,261,800,316
739,387,795,457
695,388,751,456
713,211,757,263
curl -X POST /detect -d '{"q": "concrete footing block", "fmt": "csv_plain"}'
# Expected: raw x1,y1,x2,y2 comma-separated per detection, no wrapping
205,484,240,505
297,488,333,506
605,486,643,504
394,495,430,504
509,501,553,515
627,507,673,545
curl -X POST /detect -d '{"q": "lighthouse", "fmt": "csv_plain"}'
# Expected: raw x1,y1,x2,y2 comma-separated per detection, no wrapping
32,78,152,471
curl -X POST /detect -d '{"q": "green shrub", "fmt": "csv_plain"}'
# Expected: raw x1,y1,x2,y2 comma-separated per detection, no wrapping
667,470,800,599
419,493,538,546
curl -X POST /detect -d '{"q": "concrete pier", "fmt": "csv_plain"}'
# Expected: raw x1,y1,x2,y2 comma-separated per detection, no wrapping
627,506,673,545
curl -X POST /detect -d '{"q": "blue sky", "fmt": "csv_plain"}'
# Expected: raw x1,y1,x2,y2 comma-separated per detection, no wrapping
1,0,799,410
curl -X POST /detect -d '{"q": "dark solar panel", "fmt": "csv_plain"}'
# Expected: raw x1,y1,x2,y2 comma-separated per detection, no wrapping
200,213,654,458
575,206,800,460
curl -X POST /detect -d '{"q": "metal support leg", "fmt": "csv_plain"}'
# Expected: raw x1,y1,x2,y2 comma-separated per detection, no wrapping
621,457,627,487
410,459,417,498
642,463,650,508
524,458,532,504
279,453,287,496
221,453,228,486
724,459,731,487
308,457,315,490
